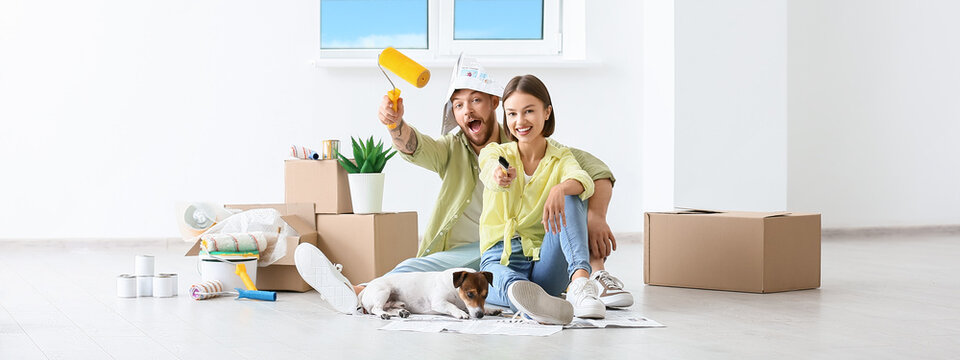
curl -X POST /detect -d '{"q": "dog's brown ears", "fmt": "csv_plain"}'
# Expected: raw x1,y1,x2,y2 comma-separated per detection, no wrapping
452,271,469,288
481,271,493,285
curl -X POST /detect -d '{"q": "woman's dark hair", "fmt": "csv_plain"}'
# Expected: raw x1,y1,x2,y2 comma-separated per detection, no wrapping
501,74,555,141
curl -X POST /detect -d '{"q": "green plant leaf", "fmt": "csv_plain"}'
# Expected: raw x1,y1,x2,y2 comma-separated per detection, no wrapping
359,159,374,173
337,153,359,173
351,136,366,170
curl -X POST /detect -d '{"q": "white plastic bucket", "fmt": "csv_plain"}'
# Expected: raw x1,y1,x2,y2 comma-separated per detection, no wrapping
348,173,385,214
199,256,258,291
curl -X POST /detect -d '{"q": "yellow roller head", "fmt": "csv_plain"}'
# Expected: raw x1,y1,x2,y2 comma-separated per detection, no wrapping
378,47,430,88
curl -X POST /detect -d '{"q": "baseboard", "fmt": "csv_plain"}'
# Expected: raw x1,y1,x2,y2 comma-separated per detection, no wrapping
0,237,184,247
821,225,960,238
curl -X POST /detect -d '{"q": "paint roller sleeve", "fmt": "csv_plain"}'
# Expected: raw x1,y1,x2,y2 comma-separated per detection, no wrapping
199,232,272,253
379,47,430,88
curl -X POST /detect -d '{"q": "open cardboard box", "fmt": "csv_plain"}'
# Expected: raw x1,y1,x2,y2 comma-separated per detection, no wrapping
644,209,821,293
185,203,318,292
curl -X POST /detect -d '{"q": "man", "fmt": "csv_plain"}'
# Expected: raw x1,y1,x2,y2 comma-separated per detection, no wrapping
295,55,632,315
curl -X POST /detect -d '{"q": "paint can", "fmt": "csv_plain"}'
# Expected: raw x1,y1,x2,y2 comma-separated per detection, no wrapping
135,255,155,276
322,140,340,160
153,274,176,298
117,274,137,298
199,255,257,291
158,273,178,296
137,275,154,297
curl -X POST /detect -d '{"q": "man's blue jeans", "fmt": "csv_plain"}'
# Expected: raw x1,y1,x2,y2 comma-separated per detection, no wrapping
480,195,592,309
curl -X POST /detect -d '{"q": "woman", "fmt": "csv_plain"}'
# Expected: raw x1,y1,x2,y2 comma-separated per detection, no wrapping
478,74,605,324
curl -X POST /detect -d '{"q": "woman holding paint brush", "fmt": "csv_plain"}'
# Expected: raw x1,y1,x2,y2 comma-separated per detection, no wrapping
477,74,605,324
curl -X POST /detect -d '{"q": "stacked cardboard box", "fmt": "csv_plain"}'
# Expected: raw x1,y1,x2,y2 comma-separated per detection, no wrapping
284,159,418,285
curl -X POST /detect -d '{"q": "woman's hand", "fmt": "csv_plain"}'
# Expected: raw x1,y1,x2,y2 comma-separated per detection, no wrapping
494,166,517,188
542,185,567,234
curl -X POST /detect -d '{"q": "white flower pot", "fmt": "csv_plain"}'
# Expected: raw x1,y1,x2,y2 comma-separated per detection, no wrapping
348,173,385,214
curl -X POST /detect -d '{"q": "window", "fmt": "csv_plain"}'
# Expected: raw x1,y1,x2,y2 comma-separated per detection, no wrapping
319,0,563,58
320,0,428,49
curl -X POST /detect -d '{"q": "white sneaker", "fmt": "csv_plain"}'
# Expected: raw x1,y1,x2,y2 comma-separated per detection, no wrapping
507,281,574,325
567,277,606,319
591,270,635,308
294,243,359,314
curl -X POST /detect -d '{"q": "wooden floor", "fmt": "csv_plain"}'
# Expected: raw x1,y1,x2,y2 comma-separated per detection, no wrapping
1,232,958,359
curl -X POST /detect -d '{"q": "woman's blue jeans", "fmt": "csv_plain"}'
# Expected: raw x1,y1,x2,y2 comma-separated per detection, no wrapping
480,195,592,309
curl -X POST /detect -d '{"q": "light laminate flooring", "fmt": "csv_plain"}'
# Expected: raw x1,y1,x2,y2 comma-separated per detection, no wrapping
1,232,958,359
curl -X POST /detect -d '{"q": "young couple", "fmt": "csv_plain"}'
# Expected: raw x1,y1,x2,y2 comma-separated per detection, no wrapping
295,56,632,325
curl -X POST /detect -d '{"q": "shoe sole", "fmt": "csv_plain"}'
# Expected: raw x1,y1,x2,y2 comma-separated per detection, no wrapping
600,292,635,308
574,302,606,319
507,281,573,325
294,243,358,314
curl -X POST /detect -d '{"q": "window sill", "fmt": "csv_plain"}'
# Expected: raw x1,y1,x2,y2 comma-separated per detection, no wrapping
310,56,602,69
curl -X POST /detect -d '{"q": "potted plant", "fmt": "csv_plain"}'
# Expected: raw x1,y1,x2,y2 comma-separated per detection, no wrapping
335,136,397,214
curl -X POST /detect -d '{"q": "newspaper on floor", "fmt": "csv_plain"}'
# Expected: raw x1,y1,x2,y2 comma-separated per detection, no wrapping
564,310,665,329
376,310,663,336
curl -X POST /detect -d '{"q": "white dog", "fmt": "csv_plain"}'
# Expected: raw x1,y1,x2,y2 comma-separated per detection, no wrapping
359,268,501,319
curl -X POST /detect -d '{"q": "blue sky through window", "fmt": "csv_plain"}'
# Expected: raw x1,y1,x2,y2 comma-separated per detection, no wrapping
455,0,542,40
321,0,428,49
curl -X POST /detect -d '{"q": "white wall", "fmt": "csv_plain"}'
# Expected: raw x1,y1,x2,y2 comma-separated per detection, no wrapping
673,0,789,211
787,0,960,227
0,0,644,239
641,0,675,213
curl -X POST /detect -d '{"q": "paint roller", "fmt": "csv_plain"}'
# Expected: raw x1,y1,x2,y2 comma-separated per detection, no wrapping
378,47,431,129
189,280,276,301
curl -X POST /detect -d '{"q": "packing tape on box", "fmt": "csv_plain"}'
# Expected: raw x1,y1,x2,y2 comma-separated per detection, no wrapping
290,145,319,160
153,274,176,298
159,273,178,296
199,232,271,253
117,274,137,298
137,275,154,297
135,255,155,276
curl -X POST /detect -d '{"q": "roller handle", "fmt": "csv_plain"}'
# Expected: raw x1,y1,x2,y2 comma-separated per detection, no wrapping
386,89,401,129
235,263,257,291
236,288,277,301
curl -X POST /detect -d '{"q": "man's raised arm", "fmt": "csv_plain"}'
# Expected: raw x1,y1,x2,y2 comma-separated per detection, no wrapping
378,95,417,155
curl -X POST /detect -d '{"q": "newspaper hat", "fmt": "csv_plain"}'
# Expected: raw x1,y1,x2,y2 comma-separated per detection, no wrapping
441,53,504,134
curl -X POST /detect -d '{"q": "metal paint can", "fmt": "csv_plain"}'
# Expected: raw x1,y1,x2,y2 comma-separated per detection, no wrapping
117,274,137,298
322,140,340,160
158,273,178,296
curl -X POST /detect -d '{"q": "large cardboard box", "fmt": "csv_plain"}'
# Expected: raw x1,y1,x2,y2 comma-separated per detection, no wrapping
644,210,821,293
284,159,352,214
185,203,318,292
315,211,417,284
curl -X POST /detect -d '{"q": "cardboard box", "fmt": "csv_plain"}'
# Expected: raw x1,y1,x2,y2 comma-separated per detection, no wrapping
185,203,318,292
284,159,352,214
644,210,821,293
315,211,417,284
